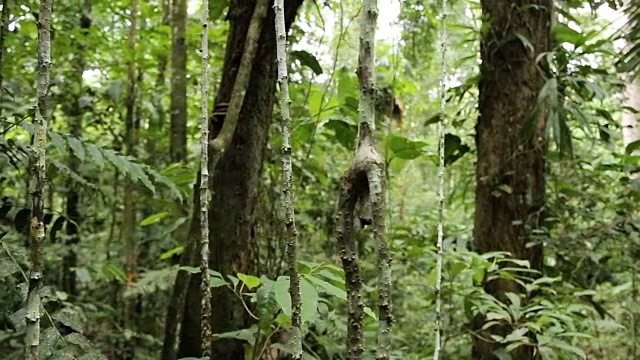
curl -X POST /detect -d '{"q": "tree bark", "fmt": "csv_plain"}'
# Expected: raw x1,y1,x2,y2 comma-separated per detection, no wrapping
170,0,188,163
623,81,640,151
473,1,551,359
171,1,303,359
25,0,51,358
274,0,303,357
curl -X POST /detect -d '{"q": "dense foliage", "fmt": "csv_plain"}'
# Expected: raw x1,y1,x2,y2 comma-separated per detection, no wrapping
1,0,640,359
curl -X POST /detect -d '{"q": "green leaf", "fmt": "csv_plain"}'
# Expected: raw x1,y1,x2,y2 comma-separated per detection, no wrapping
237,273,261,289
159,246,184,260
554,23,585,46
300,278,319,323
65,332,92,351
179,266,201,274
53,308,84,333
626,139,640,155
0,258,20,278
86,144,105,169
139,212,169,226
67,137,85,161
424,114,441,126
364,306,377,320
324,119,357,150
305,274,346,300
444,133,470,165
257,283,278,331
102,263,127,282
210,0,228,20
548,339,586,359
386,134,426,160
210,276,229,288
50,159,98,190
338,68,357,100
275,276,292,316
514,33,534,54
214,328,257,343
78,353,109,360
48,131,66,152
505,292,521,308
290,50,323,75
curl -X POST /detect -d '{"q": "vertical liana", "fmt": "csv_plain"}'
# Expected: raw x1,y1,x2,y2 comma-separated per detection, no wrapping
274,0,303,358
199,0,212,356
356,0,393,358
433,1,448,359
335,0,392,357
25,0,51,359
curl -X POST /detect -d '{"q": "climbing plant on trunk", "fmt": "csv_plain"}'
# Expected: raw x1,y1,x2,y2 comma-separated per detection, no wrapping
165,0,304,358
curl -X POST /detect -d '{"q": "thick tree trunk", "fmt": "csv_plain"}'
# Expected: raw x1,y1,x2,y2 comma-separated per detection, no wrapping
172,1,303,359
473,1,551,359
623,81,640,150
170,0,187,163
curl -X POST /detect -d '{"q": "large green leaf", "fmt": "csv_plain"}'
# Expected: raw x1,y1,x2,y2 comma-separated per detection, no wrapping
386,134,427,160
290,50,323,75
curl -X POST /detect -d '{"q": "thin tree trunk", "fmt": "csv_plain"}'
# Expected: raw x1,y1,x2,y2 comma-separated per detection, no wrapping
122,0,139,357
25,0,51,358
472,0,551,359
198,0,213,355
170,0,188,163
147,0,172,163
62,0,92,297
274,0,302,357
335,0,392,357
0,0,10,121
173,0,304,358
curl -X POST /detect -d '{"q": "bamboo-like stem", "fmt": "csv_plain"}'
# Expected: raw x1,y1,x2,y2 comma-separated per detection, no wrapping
274,0,303,358
199,0,212,357
25,0,51,358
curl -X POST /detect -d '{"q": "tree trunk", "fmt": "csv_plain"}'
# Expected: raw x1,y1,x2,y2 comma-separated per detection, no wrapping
25,0,51,358
62,0,91,297
623,81,640,151
122,0,139,358
170,0,188,163
473,1,551,359
0,0,9,121
173,1,303,358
